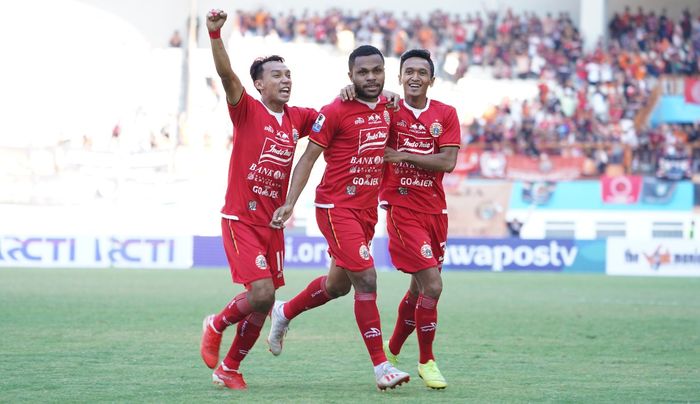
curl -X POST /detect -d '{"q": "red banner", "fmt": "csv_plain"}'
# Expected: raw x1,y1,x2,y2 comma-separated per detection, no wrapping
601,175,642,204
506,155,585,181
685,78,700,104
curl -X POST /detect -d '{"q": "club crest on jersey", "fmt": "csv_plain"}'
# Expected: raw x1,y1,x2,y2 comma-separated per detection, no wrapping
248,200,257,211
255,254,268,270
420,243,433,259
312,113,326,132
346,185,356,196
354,117,365,125
430,122,443,137
359,244,371,260
292,128,299,143
383,110,391,125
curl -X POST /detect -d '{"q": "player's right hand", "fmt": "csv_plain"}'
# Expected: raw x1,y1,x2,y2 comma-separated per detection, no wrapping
270,204,294,229
206,9,227,32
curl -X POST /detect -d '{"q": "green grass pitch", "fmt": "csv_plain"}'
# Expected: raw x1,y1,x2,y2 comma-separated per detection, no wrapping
1,268,699,403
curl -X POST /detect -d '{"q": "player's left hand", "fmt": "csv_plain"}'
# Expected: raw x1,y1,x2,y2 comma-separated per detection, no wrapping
340,85,356,101
270,204,294,229
383,90,401,111
383,147,405,163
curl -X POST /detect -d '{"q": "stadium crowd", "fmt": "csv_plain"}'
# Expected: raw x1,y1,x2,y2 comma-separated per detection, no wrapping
233,6,700,177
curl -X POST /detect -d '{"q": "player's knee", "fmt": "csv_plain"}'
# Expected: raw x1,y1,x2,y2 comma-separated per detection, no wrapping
422,279,443,299
247,283,275,312
326,281,351,298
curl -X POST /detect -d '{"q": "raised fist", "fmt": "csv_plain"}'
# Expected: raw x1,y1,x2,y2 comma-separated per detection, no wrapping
206,9,227,32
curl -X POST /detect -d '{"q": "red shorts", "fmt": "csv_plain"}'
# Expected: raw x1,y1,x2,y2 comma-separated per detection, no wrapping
385,205,447,273
316,207,377,271
221,218,285,289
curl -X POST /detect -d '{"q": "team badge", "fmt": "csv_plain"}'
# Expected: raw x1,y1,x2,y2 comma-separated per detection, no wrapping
359,244,371,260
312,114,326,132
346,185,356,196
292,128,299,143
248,200,257,211
383,110,391,125
398,187,408,195
420,243,433,259
429,122,443,137
255,254,268,270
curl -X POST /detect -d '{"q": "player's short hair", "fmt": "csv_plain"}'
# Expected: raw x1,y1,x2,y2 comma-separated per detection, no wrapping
250,55,285,82
348,45,384,70
399,49,435,78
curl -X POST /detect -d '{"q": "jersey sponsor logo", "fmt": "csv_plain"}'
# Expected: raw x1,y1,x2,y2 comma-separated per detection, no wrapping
430,122,443,137
255,254,268,270
383,110,391,125
396,120,407,127
357,128,388,154
420,243,433,259
275,131,291,142
248,201,257,211
248,163,288,180
258,138,295,166
410,123,426,132
346,185,357,195
312,113,326,132
264,125,274,134
367,113,382,124
397,133,434,154
353,176,380,186
350,156,383,165
404,319,416,327
252,186,280,198
398,187,409,195
354,117,365,125
400,177,433,187
359,244,371,260
292,128,299,143
363,327,381,338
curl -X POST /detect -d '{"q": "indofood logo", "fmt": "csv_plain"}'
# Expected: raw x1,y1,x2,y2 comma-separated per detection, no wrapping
258,138,294,166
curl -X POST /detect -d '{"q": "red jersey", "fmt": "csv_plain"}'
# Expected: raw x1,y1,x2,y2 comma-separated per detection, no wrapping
309,97,391,209
222,91,317,226
379,99,460,214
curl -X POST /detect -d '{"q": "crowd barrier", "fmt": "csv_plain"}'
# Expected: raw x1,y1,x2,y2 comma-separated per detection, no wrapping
2,234,697,276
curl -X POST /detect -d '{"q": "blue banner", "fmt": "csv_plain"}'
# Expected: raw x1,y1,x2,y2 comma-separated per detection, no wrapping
193,235,605,273
441,238,605,273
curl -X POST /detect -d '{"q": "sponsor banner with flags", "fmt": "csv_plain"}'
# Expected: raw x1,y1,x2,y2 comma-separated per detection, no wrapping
641,177,677,204
684,77,700,104
601,175,642,204
607,238,700,277
506,155,585,181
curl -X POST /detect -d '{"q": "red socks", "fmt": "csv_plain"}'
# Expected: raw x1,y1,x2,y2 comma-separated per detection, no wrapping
415,294,438,364
388,291,419,355
354,292,386,366
213,291,252,332
282,276,333,320
222,312,266,371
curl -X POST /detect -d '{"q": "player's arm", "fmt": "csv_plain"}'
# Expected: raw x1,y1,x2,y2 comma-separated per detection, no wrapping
270,142,325,229
339,85,401,110
384,146,459,172
207,9,244,106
